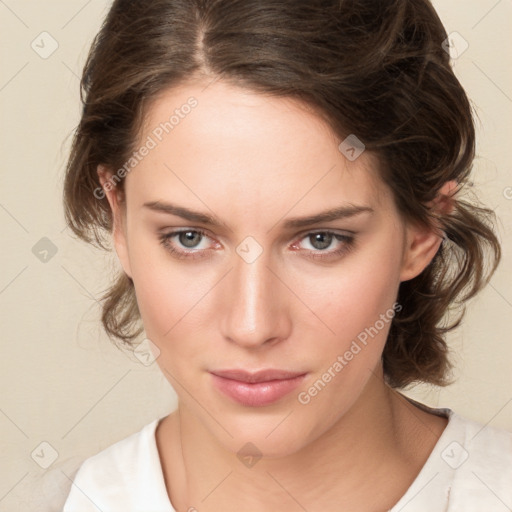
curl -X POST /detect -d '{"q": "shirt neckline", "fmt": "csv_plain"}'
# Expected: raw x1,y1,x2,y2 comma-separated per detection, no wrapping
147,417,177,511
389,397,455,511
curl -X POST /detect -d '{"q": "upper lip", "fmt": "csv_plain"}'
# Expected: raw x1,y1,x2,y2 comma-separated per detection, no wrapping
210,369,307,383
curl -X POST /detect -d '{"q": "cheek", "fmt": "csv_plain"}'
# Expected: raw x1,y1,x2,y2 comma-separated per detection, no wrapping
126,237,192,339
293,239,403,400
133,269,205,344
293,271,400,418
302,244,402,343
127,239,222,371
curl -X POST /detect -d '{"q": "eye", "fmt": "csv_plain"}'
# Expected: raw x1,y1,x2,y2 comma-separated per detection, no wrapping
158,228,356,262
291,231,356,261
158,229,216,260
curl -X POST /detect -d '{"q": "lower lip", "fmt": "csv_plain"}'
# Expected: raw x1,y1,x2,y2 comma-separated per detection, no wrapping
210,373,307,407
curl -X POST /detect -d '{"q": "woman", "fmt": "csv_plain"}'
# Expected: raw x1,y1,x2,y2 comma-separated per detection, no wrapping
62,0,511,510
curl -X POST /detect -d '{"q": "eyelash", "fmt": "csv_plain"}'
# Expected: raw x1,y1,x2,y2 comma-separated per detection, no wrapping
158,229,356,262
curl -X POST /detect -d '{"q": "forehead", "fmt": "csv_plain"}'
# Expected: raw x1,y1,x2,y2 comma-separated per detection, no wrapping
126,80,390,216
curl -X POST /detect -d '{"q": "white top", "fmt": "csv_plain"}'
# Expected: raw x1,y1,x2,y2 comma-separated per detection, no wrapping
62,405,512,512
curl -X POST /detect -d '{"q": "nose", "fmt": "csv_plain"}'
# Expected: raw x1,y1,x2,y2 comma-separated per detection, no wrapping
220,246,292,349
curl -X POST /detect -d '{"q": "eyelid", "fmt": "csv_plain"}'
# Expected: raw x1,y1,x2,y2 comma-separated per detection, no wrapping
294,227,357,238
291,229,354,249
159,227,216,243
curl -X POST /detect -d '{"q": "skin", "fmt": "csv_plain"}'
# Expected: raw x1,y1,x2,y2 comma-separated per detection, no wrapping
98,79,454,511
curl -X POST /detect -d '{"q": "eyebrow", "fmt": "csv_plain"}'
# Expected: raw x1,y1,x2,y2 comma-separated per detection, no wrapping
142,201,374,230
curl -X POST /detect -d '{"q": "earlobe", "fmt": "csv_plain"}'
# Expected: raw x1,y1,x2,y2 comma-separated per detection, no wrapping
97,165,133,279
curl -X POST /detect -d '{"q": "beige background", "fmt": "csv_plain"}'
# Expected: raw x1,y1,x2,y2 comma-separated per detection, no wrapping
0,0,511,510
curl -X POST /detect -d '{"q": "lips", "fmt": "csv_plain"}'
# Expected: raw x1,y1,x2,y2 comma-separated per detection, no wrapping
211,368,306,383
209,369,307,407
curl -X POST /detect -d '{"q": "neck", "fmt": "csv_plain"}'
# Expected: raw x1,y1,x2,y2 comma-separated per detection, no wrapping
158,370,447,512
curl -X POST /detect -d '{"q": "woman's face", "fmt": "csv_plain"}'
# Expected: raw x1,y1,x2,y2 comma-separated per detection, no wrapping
101,80,439,457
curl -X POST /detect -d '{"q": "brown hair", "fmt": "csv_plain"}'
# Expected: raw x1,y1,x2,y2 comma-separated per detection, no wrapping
63,0,501,388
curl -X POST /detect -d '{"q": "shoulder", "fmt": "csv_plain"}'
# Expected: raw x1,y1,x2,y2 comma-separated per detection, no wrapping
391,405,512,512
63,417,173,512
74,419,157,477
446,412,512,508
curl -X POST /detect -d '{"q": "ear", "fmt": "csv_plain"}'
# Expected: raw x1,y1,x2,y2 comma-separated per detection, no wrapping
97,165,133,279
400,180,458,282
